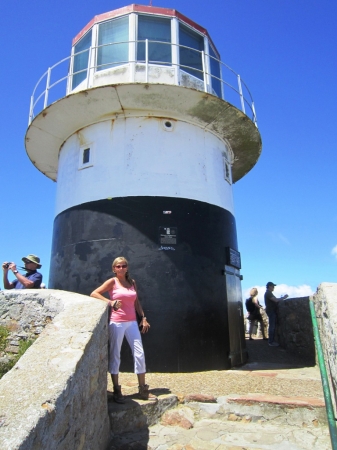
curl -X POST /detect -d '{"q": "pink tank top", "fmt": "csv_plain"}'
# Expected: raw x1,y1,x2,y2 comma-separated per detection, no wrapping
109,278,137,323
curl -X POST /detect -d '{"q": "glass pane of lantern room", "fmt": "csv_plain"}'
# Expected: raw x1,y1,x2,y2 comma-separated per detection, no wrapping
209,45,222,98
179,24,204,80
137,15,171,64
72,30,92,89
97,16,129,71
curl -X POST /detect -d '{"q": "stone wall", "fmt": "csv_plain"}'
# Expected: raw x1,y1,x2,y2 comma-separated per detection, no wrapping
0,290,110,450
277,297,315,365
312,283,337,414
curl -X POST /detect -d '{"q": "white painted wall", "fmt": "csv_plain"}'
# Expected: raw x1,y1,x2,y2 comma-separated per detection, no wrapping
55,117,234,216
74,64,207,93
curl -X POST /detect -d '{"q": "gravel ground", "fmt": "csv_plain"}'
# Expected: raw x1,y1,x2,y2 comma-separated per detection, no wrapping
107,338,324,400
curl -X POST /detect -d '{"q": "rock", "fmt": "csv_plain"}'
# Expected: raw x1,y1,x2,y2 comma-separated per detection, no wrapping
161,407,195,429
5,345,19,354
184,393,217,403
0,356,11,364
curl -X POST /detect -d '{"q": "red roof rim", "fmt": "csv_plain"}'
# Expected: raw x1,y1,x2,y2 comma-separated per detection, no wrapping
72,3,219,56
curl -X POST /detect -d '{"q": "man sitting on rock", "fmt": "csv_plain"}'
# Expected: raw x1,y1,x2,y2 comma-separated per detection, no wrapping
2,254,43,289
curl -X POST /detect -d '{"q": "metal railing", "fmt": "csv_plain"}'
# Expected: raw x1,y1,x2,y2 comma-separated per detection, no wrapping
28,40,257,127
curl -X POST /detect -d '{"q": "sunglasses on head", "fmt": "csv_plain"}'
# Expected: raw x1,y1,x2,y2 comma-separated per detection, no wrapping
115,264,127,269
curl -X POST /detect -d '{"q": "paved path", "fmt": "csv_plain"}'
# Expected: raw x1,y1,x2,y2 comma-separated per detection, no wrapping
108,338,331,449
109,388,330,449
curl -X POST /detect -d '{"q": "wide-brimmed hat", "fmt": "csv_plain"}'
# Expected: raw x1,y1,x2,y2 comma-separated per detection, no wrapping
22,254,42,269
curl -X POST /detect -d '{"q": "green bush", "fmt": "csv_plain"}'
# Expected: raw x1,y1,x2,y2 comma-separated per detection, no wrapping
0,327,35,379
0,326,9,353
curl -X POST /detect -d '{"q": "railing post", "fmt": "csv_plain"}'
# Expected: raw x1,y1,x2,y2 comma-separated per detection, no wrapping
87,46,92,89
145,39,149,83
237,74,245,114
201,51,208,93
28,95,34,126
171,18,180,86
67,48,74,94
251,102,258,128
43,68,51,109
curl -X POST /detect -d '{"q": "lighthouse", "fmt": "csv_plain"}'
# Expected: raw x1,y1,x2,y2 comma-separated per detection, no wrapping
25,4,261,372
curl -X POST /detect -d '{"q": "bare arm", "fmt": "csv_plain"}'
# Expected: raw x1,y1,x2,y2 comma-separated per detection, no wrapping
2,262,36,289
269,293,288,303
2,263,14,289
90,278,115,303
90,278,122,311
133,281,150,334
11,264,36,288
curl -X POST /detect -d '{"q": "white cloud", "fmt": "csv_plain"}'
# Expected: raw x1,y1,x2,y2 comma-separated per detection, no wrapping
242,283,315,309
331,245,337,259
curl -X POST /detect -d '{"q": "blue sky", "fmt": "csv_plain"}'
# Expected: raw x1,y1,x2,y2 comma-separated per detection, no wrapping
1,0,336,301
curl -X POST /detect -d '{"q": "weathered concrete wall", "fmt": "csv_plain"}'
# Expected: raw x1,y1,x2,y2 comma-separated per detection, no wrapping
277,297,315,365
0,290,110,450
312,283,337,414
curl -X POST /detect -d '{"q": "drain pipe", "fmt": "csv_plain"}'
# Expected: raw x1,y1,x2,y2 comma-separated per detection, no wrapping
309,299,337,449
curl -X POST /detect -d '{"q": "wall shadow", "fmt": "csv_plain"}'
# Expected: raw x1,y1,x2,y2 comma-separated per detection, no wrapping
107,388,172,450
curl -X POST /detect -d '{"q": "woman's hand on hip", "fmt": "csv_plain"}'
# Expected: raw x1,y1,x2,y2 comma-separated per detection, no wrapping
111,300,122,310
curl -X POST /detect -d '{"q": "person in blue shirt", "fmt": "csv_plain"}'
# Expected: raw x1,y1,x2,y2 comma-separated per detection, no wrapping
2,254,43,289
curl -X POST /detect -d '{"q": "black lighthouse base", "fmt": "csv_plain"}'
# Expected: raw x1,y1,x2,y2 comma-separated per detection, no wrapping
49,196,245,372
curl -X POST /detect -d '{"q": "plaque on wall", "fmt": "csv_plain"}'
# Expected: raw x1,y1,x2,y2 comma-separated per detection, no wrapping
226,247,241,269
159,227,177,245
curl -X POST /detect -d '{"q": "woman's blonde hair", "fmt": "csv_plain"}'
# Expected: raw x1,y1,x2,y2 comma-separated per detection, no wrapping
112,256,133,285
249,287,258,297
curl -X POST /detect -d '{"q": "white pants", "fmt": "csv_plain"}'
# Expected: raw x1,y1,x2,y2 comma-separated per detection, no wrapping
108,321,146,374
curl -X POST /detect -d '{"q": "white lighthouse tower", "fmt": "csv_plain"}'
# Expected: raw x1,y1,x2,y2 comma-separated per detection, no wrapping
25,4,261,371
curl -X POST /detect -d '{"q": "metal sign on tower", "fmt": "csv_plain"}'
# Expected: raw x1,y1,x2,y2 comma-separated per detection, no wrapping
25,4,262,372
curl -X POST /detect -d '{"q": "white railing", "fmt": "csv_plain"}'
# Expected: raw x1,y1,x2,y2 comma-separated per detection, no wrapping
28,40,257,127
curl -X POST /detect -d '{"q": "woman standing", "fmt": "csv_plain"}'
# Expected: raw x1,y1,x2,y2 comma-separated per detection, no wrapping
246,287,268,340
90,256,156,403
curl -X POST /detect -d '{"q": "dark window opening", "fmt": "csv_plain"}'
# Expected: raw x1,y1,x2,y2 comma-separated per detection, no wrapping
97,16,129,71
137,15,171,65
83,148,90,164
179,24,204,80
209,45,222,98
72,30,92,90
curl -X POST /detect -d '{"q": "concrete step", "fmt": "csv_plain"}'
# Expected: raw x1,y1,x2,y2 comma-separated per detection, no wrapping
108,392,178,435
216,393,328,427
108,392,330,449
109,419,331,450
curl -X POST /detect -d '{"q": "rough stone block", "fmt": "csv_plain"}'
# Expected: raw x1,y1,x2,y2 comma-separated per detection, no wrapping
161,406,195,429
184,394,217,403
0,290,110,450
108,393,178,434
277,297,315,365
313,283,337,416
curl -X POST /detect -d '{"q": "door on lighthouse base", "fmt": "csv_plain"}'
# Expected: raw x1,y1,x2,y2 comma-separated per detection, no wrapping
224,265,247,367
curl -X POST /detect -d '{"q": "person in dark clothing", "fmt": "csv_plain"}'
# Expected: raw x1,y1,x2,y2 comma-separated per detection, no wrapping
2,254,43,289
264,282,288,347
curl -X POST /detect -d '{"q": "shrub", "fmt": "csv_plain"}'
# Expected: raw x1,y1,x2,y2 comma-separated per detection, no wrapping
0,327,35,379
0,326,9,353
